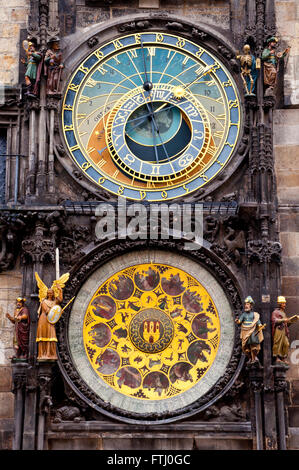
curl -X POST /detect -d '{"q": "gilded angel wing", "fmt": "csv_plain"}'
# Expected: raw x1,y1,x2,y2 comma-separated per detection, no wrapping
35,272,48,303
51,273,70,298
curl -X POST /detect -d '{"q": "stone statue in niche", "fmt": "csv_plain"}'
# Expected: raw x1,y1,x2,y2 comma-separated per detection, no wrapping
235,296,266,364
45,40,64,95
35,272,70,361
236,44,259,95
6,297,30,360
271,296,299,364
21,40,42,97
262,37,290,96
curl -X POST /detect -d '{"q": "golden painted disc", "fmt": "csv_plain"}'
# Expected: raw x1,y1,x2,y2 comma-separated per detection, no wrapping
83,263,220,400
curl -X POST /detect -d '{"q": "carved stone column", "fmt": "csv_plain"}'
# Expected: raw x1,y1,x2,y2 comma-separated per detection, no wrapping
22,365,38,449
20,210,61,448
25,98,40,199
46,95,61,197
37,363,54,450
36,0,49,199
22,217,56,364
244,3,282,447
12,363,28,450
247,239,282,449
248,364,264,450
273,364,289,450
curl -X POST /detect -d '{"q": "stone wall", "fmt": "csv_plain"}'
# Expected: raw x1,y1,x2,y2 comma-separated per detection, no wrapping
72,0,230,34
0,266,23,449
274,108,299,448
274,2,299,434
0,0,29,450
276,0,299,106
0,0,30,87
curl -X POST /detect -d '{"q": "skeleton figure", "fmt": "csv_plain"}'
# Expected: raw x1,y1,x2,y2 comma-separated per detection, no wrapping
236,44,258,95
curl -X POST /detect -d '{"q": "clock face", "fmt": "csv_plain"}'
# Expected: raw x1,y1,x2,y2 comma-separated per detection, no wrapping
67,250,236,420
82,263,221,401
62,32,242,201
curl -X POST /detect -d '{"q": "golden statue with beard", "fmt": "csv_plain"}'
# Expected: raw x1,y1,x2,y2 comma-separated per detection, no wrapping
35,272,70,361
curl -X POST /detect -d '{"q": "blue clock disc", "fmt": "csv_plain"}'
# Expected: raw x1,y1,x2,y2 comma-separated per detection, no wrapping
62,32,242,201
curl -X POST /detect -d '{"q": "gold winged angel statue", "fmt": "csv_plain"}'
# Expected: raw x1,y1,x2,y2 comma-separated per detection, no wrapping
35,272,70,361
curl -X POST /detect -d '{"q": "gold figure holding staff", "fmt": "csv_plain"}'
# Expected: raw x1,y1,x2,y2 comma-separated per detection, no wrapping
35,272,70,361
272,296,299,364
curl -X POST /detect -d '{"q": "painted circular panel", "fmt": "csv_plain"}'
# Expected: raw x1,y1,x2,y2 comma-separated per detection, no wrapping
68,251,235,417
82,263,220,400
61,32,242,201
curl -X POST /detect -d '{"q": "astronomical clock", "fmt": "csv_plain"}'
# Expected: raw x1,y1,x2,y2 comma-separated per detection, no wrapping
59,31,243,424
62,32,242,201
4,0,285,450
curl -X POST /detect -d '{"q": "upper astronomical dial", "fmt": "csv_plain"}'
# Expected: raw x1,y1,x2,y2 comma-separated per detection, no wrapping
106,83,211,182
62,32,241,201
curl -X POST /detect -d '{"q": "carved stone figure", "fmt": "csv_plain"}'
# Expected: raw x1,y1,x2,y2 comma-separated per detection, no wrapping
271,296,299,364
204,216,219,243
21,40,42,97
202,403,246,422
236,44,259,95
262,37,290,96
235,296,265,363
44,40,64,95
53,406,84,423
6,297,30,360
223,225,246,265
35,272,70,360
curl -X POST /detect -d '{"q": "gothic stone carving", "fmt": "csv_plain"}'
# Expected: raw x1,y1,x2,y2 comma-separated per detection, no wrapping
87,36,99,48
204,216,246,266
247,240,282,265
0,213,27,272
21,211,62,264
52,405,85,423
58,224,92,271
118,20,152,33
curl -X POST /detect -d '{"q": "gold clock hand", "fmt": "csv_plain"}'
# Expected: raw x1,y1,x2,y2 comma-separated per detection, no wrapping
150,65,215,115
155,102,169,114
183,64,215,90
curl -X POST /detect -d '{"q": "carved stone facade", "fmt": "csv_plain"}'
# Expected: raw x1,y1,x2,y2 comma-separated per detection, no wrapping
0,0,298,451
